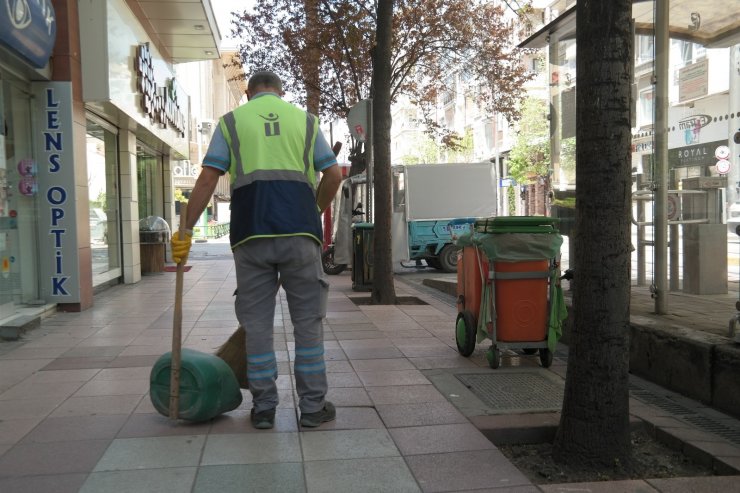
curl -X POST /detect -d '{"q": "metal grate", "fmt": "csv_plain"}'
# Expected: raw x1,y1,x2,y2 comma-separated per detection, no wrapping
456,371,564,413
630,382,740,447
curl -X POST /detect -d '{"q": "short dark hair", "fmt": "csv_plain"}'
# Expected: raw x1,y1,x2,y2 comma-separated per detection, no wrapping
247,71,283,93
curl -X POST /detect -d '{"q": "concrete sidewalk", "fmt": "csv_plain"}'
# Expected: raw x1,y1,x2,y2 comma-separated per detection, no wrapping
0,253,737,492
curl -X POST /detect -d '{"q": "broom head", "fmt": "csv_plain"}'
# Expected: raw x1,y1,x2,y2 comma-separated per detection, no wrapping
215,325,248,389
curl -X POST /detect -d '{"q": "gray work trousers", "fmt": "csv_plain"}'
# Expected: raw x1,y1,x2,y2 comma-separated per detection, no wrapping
233,236,329,414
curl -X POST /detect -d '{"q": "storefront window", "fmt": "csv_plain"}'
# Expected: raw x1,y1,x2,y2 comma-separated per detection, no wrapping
86,119,121,286
0,78,39,320
137,145,160,220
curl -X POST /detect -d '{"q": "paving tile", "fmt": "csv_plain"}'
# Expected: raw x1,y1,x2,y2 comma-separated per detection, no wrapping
25,368,100,383
61,346,125,358
22,415,129,443
0,473,88,493
0,380,84,401
80,467,197,493
50,394,144,417
357,369,431,387
376,402,469,428
405,449,532,493
398,346,460,358
343,347,406,359
325,387,373,406
0,439,110,476
351,358,415,371
92,366,151,380
209,408,298,434
116,413,212,438
1,347,70,360
368,385,448,405
305,456,421,493
41,357,114,371
193,463,305,493
304,406,384,431
538,480,658,492
409,355,480,370
0,397,61,419
646,476,740,493
0,418,42,445
300,429,400,461
201,432,302,465
73,378,149,397
107,354,161,368
327,371,363,387
390,423,495,456
93,435,206,471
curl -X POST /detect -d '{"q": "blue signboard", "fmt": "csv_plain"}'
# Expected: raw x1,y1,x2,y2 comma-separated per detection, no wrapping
0,0,57,68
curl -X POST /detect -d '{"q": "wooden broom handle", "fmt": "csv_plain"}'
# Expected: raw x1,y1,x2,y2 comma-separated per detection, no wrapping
169,201,188,420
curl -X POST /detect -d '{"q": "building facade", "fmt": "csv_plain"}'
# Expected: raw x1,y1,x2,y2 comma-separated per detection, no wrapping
0,0,222,325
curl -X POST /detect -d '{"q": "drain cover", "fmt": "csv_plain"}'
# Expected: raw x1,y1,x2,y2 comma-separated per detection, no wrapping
456,371,564,413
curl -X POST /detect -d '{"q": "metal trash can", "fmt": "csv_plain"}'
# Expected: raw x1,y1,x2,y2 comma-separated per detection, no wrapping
352,222,374,292
139,216,171,274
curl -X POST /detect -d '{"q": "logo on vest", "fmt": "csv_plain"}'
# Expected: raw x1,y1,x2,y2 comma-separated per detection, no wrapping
259,113,280,137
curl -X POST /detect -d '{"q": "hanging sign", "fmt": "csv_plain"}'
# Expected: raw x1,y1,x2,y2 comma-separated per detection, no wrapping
0,0,56,68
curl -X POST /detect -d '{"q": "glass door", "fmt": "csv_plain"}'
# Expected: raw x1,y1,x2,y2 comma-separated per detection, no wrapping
86,118,121,286
0,78,40,319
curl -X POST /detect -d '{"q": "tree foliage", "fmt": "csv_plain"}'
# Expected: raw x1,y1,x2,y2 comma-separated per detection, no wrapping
507,97,550,184
229,0,533,127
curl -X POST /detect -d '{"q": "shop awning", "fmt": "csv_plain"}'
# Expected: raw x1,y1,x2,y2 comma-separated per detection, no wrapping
130,0,222,62
520,1,740,49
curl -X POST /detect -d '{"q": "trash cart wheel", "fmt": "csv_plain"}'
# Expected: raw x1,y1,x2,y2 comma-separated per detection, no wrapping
486,346,500,369
455,310,476,357
521,348,538,355
539,348,553,368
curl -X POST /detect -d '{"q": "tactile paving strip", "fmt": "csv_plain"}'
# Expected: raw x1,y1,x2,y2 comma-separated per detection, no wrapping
455,371,564,413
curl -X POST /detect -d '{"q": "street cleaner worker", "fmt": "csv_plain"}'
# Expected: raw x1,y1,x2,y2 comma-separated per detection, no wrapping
171,71,342,429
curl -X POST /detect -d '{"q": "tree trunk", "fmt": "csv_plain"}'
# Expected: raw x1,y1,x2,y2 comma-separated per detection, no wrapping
370,0,396,305
304,0,320,115
552,0,633,466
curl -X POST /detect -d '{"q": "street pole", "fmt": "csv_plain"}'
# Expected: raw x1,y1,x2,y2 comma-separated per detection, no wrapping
367,98,374,223
654,0,669,314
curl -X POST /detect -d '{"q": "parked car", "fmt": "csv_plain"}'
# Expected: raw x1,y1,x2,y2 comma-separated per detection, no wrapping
90,207,108,243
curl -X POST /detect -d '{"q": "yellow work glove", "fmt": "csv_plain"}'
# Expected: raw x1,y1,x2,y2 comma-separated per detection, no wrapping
171,230,193,264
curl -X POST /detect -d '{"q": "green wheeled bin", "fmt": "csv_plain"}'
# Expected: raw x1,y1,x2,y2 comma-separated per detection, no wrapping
150,348,243,421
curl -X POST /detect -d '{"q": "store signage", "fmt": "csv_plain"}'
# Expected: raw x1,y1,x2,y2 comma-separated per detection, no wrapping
135,43,186,136
0,0,56,68
668,139,728,168
678,59,709,104
32,81,80,302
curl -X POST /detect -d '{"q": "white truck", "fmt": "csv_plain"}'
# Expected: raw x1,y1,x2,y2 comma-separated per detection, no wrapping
323,162,498,274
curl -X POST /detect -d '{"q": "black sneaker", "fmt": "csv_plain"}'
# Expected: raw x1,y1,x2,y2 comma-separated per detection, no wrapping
250,408,276,429
300,401,336,428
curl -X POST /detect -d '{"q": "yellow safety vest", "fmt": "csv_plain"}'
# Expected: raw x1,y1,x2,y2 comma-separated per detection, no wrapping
219,94,322,248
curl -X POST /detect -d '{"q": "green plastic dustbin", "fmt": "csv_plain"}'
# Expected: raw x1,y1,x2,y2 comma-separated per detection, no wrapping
150,348,243,421
352,222,374,291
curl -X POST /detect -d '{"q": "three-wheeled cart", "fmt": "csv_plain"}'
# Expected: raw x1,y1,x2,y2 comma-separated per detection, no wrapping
454,216,566,369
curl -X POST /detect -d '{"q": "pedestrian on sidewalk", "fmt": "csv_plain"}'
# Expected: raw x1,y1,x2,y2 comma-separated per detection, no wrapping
171,71,343,430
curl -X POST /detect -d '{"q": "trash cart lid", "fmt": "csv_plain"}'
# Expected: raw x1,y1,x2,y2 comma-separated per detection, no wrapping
352,222,374,229
456,230,563,261
475,216,560,234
